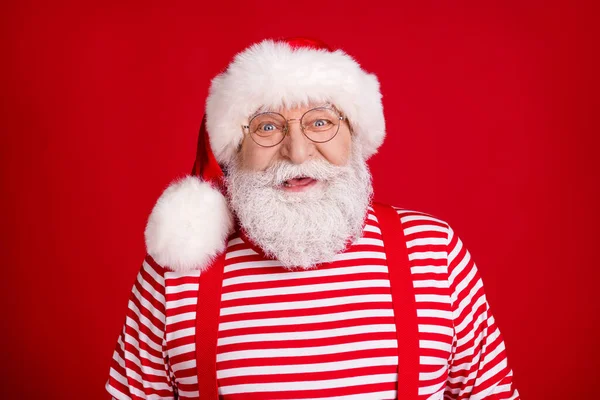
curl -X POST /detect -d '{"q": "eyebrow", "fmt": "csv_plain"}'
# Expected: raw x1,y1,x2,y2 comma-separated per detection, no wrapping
248,102,334,119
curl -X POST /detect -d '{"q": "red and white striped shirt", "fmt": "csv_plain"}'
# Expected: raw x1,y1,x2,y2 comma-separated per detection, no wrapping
106,206,519,399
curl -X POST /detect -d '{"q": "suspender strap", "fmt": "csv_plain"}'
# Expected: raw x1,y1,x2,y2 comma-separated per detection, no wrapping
373,203,420,399
195,206,418,398
195,251,226,400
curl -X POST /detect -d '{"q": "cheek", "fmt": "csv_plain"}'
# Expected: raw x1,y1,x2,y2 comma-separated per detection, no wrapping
240,141,279,171
319,130,352,166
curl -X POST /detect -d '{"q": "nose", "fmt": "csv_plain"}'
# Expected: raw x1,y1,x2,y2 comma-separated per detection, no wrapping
279,121,314,164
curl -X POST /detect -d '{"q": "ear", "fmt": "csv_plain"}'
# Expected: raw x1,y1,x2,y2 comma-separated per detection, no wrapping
144,176,234,273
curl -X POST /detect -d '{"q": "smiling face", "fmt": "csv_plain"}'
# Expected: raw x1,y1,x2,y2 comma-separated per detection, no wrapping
238,103,353,181
224,103,372,269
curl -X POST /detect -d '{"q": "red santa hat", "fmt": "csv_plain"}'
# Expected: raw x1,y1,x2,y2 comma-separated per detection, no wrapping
144,37,386,273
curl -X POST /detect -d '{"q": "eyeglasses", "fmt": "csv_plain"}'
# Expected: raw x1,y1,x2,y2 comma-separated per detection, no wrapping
241,106,347,148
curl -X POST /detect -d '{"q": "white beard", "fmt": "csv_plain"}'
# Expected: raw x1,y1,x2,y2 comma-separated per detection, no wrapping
225,145,373,270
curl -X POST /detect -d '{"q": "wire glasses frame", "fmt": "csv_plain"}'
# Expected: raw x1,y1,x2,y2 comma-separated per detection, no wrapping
241,106,348,148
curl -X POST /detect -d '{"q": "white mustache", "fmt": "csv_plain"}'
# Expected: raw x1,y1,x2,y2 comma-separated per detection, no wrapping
255,159,345,186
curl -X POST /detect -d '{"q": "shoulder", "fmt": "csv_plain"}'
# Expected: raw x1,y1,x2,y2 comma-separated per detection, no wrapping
371,203,455,276
372,202,452,240
142,254,203,319
376,205,486,295
144,253,203,285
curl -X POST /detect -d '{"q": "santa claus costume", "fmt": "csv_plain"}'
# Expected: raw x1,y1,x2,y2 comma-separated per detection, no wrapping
106,38,520,400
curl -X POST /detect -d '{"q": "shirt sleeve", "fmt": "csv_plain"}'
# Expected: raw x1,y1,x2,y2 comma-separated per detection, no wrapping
444,226,520,400
106,255,176,400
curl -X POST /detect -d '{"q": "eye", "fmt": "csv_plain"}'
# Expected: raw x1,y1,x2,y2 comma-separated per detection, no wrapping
261,123,276,131
249,113,286,137
313,119,332,127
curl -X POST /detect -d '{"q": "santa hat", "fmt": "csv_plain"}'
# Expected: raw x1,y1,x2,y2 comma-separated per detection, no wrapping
144,37,386,273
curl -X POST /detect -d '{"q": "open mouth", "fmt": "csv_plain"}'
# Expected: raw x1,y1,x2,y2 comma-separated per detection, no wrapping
281,176,318,192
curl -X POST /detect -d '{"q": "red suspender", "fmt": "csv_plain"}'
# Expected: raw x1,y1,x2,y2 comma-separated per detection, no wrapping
196,205,418,399
373,203,420,399
195,251,226,400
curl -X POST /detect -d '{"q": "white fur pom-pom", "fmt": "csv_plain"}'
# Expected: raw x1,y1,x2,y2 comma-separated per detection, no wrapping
144,176,233,273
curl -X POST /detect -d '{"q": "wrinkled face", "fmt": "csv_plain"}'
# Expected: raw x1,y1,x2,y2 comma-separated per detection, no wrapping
225,101,372,269
238,102,353,173
225,103,372,269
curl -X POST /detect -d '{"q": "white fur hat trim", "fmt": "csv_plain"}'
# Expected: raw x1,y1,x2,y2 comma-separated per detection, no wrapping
144,176,233,272
205,39,385,165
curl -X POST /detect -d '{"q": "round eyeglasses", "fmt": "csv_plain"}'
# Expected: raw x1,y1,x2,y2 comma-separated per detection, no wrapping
241,106,347,148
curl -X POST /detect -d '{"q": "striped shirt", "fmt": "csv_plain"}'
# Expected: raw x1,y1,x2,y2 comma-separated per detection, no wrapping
106,206,520,399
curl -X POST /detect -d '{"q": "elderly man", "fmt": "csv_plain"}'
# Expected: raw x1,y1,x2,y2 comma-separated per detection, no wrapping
106,38,519,400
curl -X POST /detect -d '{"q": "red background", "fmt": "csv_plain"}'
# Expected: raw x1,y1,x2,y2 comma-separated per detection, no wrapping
1,1,598,399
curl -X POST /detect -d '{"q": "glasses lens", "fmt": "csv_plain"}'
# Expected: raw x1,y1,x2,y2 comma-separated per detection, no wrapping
301,108,341,143
249,112,286,147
